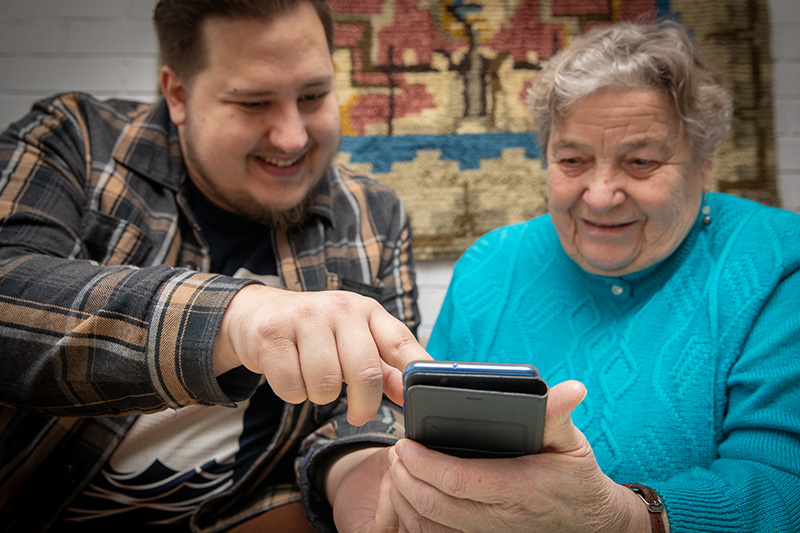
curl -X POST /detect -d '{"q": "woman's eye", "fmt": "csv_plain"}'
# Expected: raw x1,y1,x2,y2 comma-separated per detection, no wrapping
626,158,661,177
555,157,588,177
558,157,587,170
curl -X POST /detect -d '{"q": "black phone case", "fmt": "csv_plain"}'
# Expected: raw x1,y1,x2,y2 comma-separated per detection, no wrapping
404,364,548,458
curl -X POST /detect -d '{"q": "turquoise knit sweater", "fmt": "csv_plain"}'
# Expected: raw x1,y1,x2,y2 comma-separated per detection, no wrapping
427,193,800,532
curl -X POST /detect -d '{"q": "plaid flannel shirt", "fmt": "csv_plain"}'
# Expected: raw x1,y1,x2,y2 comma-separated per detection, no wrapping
0,92,418,531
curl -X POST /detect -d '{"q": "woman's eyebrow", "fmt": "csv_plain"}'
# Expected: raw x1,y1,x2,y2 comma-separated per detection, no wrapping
616,138,674,158
550,140,592,153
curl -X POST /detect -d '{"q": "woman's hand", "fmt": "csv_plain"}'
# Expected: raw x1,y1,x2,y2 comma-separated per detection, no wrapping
385,380,657,532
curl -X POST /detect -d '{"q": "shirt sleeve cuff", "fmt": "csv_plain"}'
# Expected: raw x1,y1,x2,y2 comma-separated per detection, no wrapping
296,399,405,532
148,270,260,407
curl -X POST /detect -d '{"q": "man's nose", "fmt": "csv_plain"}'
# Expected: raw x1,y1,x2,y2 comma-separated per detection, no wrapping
267,104,308,154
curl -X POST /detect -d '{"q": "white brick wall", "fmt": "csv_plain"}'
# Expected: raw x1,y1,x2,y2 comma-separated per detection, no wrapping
771,0,800,212
0,0,798,342
0,0,159,125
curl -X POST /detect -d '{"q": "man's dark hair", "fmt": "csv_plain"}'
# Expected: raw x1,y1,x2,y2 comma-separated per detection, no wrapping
153,0,334,81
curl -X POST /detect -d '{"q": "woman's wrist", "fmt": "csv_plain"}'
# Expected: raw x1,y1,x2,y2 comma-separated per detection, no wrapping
622,483,669,533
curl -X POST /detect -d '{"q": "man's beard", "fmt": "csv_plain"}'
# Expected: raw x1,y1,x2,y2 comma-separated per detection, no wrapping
180,136,326,230
196,174,323,230
255,188,318,229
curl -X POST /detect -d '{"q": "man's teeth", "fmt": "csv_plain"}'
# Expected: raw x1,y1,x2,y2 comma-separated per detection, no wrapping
258,155,301,167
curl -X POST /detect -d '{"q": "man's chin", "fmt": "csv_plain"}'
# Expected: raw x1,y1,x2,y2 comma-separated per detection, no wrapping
230,169,327,228
249,185,321,229
259,201,310,229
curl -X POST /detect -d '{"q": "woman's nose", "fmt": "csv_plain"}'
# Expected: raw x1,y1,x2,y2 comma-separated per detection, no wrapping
582,168,626,211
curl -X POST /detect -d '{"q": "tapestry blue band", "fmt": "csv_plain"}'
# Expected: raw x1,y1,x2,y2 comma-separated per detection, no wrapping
656,0,672,19
340,133,542,172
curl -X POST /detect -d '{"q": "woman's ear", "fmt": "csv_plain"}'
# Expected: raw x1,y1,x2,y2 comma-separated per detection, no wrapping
701,158,714,192
160,65,187,126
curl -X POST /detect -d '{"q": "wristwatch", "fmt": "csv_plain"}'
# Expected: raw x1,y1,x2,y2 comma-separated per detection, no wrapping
623,483,665,533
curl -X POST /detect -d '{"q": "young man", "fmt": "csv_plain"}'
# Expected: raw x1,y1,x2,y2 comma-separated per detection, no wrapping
0,1,427,530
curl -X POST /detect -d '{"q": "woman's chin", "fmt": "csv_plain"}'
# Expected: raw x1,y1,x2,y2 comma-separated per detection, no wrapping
578,254,639,277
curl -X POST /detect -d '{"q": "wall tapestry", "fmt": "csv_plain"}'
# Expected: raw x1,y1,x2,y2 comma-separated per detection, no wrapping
330,0,777,260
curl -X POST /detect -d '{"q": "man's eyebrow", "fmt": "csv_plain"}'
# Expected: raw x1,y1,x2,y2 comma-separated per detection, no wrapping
224,79,333,98
224,89,276,97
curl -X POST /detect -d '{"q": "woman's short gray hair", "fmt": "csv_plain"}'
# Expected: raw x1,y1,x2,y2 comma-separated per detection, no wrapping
527,20,733,165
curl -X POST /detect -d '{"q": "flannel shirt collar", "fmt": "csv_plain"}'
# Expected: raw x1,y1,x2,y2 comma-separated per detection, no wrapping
306,166,336,228
111,98,184,191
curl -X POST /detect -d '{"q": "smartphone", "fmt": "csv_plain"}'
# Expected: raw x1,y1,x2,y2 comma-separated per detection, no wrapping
403,361,548,458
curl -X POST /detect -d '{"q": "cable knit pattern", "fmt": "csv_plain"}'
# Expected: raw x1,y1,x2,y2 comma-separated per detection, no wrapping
427,192,800,532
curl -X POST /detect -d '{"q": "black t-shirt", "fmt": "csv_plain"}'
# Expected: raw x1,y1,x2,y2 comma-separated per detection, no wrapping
184,177,278,278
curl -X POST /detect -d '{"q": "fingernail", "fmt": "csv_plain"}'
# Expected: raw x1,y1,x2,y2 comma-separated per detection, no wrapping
576,381,588,403
394,438,407,459
388,446,397,466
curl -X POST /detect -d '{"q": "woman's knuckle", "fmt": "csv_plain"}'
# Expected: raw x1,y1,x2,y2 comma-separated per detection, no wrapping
440,467,470,496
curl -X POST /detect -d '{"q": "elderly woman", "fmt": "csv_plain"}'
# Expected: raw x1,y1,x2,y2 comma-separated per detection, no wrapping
376,20,800,533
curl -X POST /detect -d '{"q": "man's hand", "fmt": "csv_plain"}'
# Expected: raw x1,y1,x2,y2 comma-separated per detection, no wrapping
384,380,661,532
326,446,400,533
213,284,430,425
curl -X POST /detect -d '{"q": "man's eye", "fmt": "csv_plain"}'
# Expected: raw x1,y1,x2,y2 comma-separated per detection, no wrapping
300,91,329,103
238,101,268,109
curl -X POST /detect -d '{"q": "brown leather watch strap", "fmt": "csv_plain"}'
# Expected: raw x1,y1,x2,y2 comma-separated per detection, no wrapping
623,483,666,533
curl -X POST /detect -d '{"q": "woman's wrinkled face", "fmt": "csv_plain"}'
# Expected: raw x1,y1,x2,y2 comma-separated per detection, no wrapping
546,88,711,277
